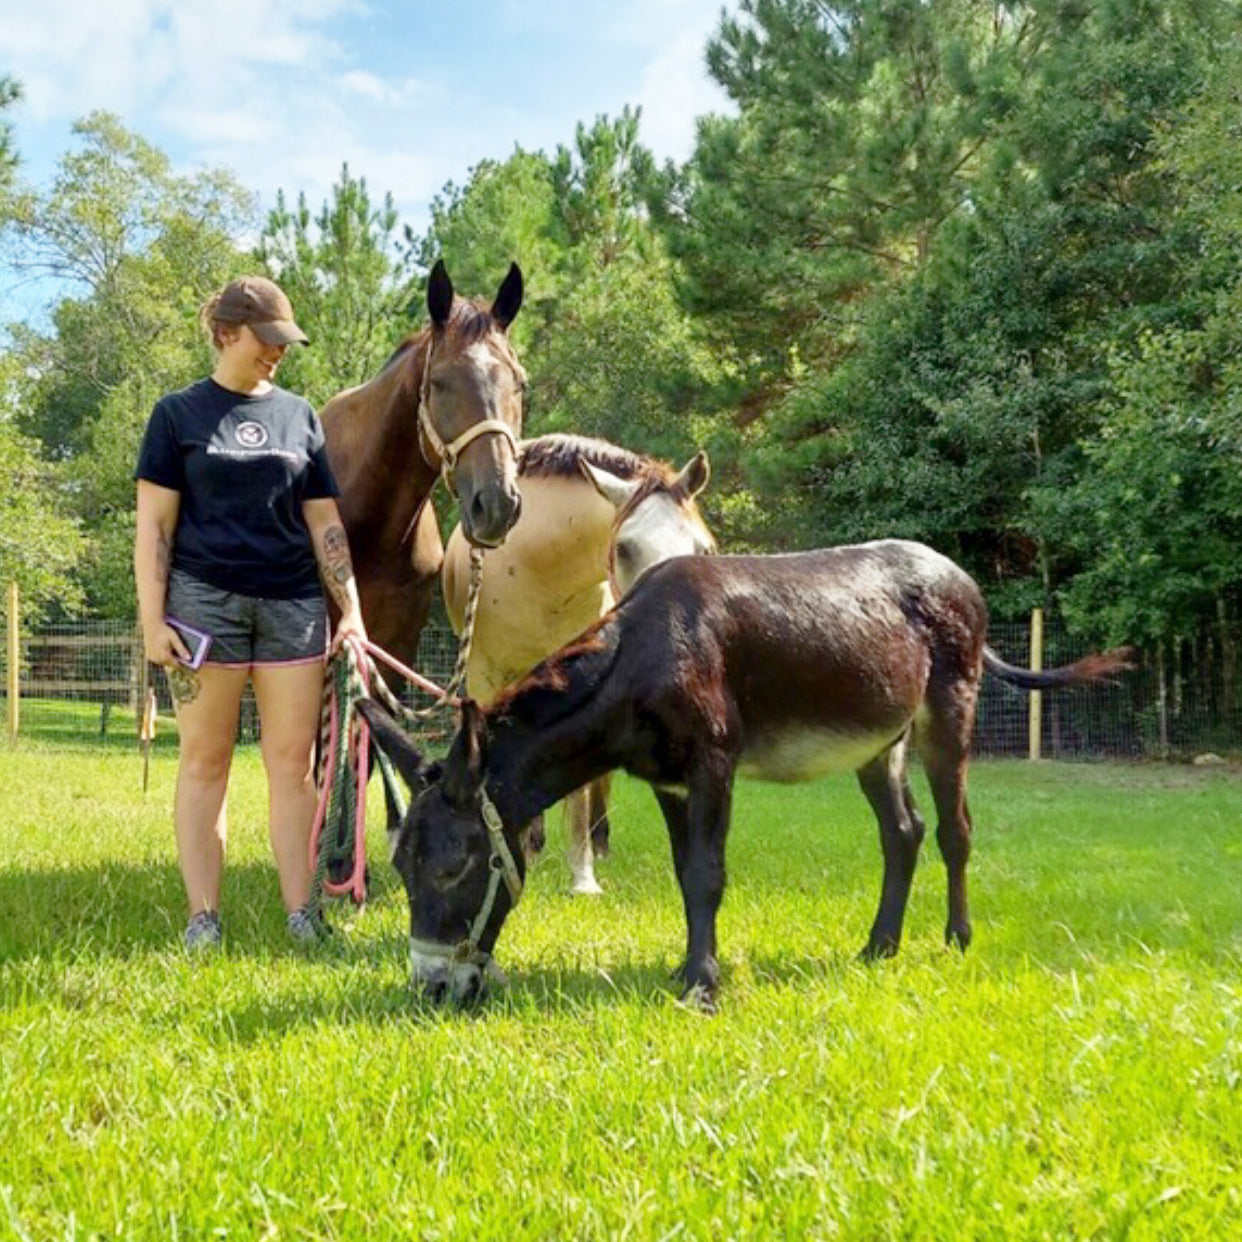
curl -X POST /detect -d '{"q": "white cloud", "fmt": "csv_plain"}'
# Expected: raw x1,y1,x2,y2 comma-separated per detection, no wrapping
633,23,731,162
1,0,733,258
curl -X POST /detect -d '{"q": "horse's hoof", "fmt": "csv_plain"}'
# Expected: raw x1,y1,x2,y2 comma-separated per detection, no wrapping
945,923,972,952
571,877,603,896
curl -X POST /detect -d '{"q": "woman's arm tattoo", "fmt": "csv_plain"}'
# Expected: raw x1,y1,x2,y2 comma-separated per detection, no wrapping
318,523,355,608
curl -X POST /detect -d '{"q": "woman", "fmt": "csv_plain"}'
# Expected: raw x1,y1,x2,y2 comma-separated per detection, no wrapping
134,275,367,951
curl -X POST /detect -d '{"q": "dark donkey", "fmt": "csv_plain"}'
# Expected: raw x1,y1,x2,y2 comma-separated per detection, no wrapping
320,259,525,671
360,540,1131,1011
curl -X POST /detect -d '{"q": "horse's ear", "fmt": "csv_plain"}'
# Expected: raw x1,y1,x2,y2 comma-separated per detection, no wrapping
356,699,426,792
580,459,639,511
490,262,523,330
676,450,710,499
427,259,454,329
443,698,488,807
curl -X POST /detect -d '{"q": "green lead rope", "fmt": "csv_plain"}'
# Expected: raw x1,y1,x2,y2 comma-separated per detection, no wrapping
307,643,409,918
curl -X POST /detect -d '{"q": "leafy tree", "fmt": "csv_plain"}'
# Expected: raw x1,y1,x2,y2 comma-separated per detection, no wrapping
5,112,253,457
693,0,1230,612
0,73,19,208
530,111,720,461
2,112,252,616
418,148,563,358
0,357,85,621
257,164,418,406
1038,26,1242,645
652,0,1065,392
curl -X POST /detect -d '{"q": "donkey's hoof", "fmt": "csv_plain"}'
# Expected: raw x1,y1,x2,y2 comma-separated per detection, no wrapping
677,983,718,1015
859,937,900,963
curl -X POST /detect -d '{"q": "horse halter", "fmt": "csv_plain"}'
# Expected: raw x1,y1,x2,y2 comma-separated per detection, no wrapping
417,335,519,487
407,784,525,971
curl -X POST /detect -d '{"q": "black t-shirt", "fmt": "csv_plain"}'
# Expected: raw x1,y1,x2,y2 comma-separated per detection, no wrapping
135,378,340,599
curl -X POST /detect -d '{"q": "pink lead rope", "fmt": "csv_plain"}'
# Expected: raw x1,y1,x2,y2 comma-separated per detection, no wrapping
308,634,460,905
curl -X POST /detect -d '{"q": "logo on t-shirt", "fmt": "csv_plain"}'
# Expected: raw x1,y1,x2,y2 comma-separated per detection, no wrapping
235,421,269,449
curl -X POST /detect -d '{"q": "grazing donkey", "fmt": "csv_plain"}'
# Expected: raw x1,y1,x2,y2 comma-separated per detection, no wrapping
360,540,1130,1011
441,433,713,893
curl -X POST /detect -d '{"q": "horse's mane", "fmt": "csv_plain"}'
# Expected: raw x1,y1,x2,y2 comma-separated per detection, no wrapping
488,617,621,727
518,434,676,484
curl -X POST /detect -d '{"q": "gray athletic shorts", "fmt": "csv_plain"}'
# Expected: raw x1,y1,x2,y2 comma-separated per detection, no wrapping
166,568,328,667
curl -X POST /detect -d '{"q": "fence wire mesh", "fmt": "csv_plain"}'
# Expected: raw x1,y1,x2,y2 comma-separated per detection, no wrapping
4,613,1240,759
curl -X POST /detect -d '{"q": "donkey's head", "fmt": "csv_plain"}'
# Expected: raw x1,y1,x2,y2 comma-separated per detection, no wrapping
581,450,715,594
356,697,522,1006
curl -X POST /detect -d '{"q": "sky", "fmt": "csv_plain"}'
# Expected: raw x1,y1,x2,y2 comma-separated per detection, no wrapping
0,0,735,321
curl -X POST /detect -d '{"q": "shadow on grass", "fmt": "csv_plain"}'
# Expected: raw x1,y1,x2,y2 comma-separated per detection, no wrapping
4,849,1239,1040
0,855,406,963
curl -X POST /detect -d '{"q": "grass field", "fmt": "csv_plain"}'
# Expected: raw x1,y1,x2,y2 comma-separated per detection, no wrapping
0,741,1239,1240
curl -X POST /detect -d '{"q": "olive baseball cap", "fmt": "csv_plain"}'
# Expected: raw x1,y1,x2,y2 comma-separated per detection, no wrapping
214,276,309,346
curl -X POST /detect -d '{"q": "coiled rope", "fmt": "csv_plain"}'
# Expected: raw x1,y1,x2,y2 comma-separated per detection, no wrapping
307,546,485,915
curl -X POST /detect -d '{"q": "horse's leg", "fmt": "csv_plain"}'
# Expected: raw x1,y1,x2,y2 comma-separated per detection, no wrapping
914,686,978,952
588,774,612,858
564,786,602,895
670,761,734,1012
857,734,924,960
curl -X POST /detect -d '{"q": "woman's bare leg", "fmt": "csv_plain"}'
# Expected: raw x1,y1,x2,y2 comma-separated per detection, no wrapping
251,660,325,911
170,663,248,916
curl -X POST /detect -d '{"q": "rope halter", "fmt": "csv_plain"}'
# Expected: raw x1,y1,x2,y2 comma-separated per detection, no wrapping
408,784,525,971
417,334,518,488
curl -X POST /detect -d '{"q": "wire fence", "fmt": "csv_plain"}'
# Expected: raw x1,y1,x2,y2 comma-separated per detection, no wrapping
3,611,1240,759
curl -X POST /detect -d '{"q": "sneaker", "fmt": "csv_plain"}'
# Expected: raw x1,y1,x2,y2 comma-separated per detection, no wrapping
287,905,332,945
184,910,222,953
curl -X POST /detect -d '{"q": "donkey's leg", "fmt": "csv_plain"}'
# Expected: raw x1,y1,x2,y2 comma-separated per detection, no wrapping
857,735,924,960
654,787,691,982
588,774,612,858
915,707,976,952
670,762,734,1012
564,786,602,895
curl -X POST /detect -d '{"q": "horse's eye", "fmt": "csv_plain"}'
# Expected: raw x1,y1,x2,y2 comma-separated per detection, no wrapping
615,539,636,563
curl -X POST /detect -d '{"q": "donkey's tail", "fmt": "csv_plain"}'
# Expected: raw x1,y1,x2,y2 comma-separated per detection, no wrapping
982,644,1134,691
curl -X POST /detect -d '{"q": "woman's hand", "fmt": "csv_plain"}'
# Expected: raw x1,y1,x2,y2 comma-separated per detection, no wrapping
143,620,191,667
330,607,368,657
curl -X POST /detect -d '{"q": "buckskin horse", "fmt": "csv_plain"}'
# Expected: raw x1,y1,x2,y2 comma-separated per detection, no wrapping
441,433,714,893
320,259,525,672
360,540,1131,1012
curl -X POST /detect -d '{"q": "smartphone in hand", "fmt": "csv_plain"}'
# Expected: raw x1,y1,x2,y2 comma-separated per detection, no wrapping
164,617,212,670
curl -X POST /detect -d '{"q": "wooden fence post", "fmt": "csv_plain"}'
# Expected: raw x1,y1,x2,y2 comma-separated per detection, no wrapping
7,581,18,745
1028,606,1043,761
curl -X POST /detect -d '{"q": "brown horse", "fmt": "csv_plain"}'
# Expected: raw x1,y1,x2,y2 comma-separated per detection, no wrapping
441,434,713,892
320,259,525,671
361,539,1132,1012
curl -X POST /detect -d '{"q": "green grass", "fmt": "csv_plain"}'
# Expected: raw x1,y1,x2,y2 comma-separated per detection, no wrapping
1,744,1239,1240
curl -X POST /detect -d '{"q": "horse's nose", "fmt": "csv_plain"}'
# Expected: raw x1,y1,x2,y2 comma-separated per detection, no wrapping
467,484,521,547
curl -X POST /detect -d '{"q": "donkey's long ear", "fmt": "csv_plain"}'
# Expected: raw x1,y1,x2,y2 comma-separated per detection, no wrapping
427,258,454,329
490,262,523,330
443,698,488,807
581,459,640,511
356,699,426,792
675,450,710,499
